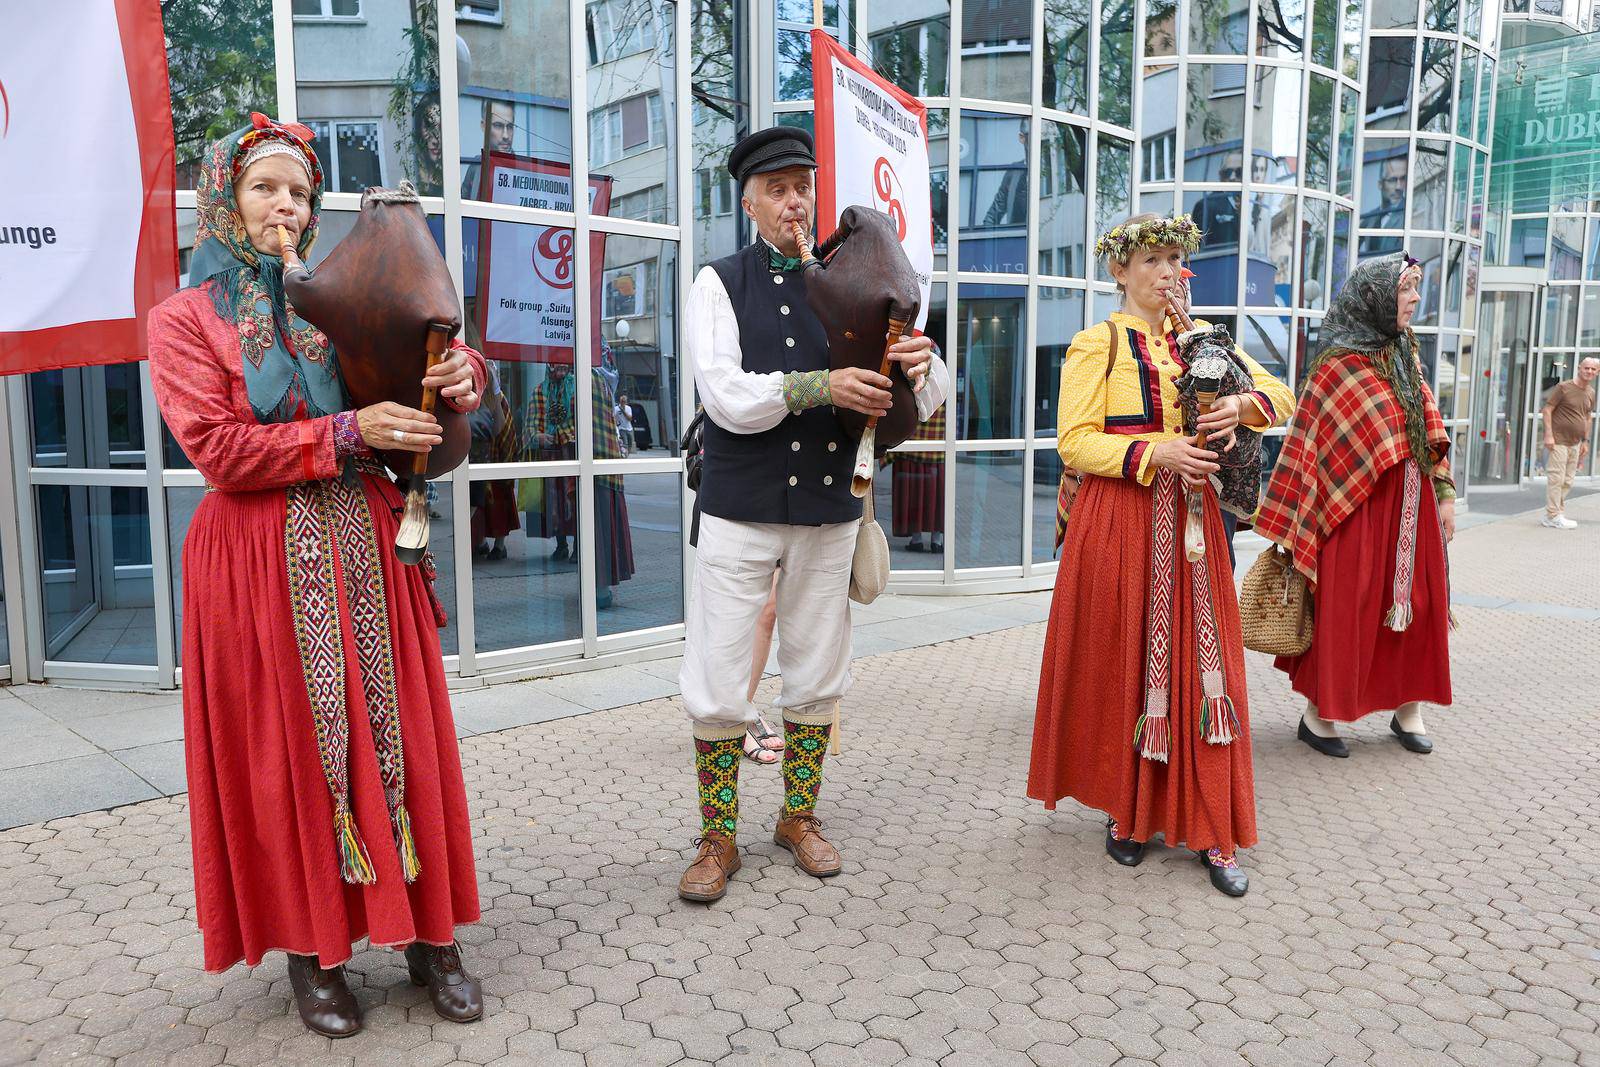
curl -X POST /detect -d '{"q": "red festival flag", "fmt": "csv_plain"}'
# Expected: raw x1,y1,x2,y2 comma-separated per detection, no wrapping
0,0,178,374
809,29,933,333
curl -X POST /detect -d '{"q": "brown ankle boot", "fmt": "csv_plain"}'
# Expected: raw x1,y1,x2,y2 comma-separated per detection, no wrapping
773,812,841,877
285,953,361,1038
404,942,483,1023
678,830,740,902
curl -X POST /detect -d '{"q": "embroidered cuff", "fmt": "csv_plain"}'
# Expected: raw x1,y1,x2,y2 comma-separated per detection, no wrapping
783,370,831,414
1124,440,1154,484
332,410,370,459
1244,391,1276,427
1433,476,1457,503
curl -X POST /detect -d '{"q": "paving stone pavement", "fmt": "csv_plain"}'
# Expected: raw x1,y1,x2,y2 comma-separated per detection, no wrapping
0,496,1597,1066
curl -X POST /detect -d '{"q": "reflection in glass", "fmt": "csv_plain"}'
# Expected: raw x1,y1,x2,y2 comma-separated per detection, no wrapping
1470,147,1488,240
1588,219,1600,281
1331,207,1352,301
1184,65,1246,182
777,4,849,102
1365,37,1415,130
1359,142,1408,257
1372,0,1418,29
1044,0,1090,113
1294,318,1319,388
1305,74,1335,193
1449,145,1470,235
1241,316,1293,387
1189,0,1248,54
873,461,941,571
1417,38,1455,134
165,0,277,185
959,113,1029,274
37,485,154,665
293,4,443,193
1580,289,1600,348
1309,0,1337,68
1426,0,1457,31
1144,1,1177,58
166,487,202,666
962,0,1032,104
1411,141,1448,232
1301,198,1329,310
1093,291,1121,325
594,473,680,634
1142,188,1175,216
1509,218,1548,269
1341,2,1363,80
474,477,579,651
955,451,1023,568
1039,123,1087,279
1436,335,1461,417
1186,186,1241,307
1456,49,1478,142
1098,3,1134,127
1412,237,1443,327
1032,448,1064,563
870,3,950,98
691,0,747,266
1443,241,1464,329
1416,335,1438,394
597,238,680,455
1464,245,1481,329
1252,64,1302,186
1256,0,1305,56
1476,59,1495,144
957,292,1026,440
1245,191,1293,306
1095,138,1133,282
1035,287,1087,436
1551,216,1584,282
1336,86,1358,197
29,365,147,470
1141,63,1178,184
588,0,677,223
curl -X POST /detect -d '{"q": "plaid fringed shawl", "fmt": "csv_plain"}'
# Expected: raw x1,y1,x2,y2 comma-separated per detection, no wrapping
1254,350,1451,588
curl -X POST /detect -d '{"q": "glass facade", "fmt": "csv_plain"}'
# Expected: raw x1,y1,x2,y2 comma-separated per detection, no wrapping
7,0,1572,689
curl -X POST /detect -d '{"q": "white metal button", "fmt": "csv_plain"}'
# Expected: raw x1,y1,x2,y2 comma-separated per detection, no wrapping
785,337,796,348
823,476,833,485
780,305,791,314
774,276,784,285
791,441,801,451
827,442,837,452
788,475,798,486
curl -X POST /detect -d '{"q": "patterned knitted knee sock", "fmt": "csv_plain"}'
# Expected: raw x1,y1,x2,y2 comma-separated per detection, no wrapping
694,736,742,837
1206,847,1239,868
781,719,831,815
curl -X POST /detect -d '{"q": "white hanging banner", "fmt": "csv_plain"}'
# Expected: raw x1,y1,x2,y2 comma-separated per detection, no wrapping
0,0,176,374
810,29,932,333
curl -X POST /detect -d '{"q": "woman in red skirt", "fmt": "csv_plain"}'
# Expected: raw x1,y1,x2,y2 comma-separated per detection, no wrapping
148,116,483,1037
1255,253,1454,758
1028,213,1293,897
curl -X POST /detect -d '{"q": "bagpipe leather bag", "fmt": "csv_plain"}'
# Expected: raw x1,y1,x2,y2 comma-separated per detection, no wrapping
284,183,467,479
799,206,923,452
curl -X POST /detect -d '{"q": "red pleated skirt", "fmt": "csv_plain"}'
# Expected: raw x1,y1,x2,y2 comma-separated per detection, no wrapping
181,471,481,973
471,478,521,541
1275,462,1452,721
1028,475,1257,853
890,456,944,536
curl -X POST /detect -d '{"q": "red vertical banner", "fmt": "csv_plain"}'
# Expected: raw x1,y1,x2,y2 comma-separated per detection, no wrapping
0,0,177,374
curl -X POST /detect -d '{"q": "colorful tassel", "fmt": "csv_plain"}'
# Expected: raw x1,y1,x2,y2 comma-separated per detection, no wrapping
335,807,376,885
1203,694,1240,744
1384,602,1413,632
393,804,421,883
1134,690,1171,762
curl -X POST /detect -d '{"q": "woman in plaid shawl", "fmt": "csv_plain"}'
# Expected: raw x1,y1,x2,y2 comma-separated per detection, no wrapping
1255,253,1454,758
1027,214,1293,898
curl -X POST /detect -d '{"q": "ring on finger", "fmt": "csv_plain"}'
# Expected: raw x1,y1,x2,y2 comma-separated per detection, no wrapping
393,429,406,444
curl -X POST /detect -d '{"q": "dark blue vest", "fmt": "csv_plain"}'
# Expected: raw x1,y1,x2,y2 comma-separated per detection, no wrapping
699,242,861,527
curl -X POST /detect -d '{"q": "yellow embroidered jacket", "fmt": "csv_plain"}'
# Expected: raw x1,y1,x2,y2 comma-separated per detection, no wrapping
1056,311,1295,484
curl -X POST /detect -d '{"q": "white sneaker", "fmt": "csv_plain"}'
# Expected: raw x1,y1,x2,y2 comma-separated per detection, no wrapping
1556,515,1578,529
1540,516,1567,528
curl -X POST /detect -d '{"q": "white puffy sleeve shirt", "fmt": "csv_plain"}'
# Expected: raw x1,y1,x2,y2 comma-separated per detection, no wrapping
685,265,949,434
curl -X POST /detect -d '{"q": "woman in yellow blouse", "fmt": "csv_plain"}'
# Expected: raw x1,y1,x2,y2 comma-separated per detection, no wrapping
1027,213,1293,897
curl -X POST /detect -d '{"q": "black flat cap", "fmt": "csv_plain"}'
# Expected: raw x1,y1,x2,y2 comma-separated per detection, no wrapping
727,127,817,186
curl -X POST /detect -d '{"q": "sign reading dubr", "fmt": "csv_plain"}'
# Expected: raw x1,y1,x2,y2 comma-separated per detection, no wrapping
0,0,177,374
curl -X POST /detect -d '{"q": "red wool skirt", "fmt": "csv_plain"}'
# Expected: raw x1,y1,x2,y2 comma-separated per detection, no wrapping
181,471,480,973
890,456,944,536
1028,475,1257,853
1275,462,1452,721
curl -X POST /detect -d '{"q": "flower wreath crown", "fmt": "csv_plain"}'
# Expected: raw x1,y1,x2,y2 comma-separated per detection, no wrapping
1093,214,1203,262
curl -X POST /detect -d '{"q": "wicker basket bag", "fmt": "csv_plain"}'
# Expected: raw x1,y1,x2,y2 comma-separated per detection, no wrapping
1238,545,1312,656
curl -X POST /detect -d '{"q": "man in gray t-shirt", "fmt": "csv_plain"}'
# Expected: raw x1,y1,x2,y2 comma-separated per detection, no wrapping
1541,356,1598,528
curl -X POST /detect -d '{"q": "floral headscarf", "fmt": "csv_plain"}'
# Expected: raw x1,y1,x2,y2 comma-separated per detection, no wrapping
1306,252,1432,466
187,113,344,424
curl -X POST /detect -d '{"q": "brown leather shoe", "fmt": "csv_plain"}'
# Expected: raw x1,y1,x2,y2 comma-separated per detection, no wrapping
678,831,741,902
773,812,842,877
285,953,361,1038
405,942,483,1023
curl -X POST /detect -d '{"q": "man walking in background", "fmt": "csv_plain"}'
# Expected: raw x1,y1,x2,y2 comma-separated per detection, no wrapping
1540,357,1598,529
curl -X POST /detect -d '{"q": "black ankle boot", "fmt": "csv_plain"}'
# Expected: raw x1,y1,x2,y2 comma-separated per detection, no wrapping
285,953,361,1037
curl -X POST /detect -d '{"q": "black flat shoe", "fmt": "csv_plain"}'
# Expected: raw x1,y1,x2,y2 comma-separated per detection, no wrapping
1297,719,1349,758
1390,716,1434,754
1105,828,1145,867
1197,851,1249,896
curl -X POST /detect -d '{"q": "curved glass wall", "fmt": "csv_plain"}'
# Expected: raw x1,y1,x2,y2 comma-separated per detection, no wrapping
9,0,1520,686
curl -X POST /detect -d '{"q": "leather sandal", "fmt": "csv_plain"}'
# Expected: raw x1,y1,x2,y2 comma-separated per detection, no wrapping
743,714,783,765
404,941,483,1023
285,953,361,1038
774,812,842,877
679,830,740,902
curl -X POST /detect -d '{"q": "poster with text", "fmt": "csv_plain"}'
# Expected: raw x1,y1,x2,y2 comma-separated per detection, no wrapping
474,152,611,363
811,29,932,333
0,0,177,374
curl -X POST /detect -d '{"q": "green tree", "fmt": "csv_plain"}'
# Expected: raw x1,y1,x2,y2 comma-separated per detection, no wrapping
161,0,276,183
